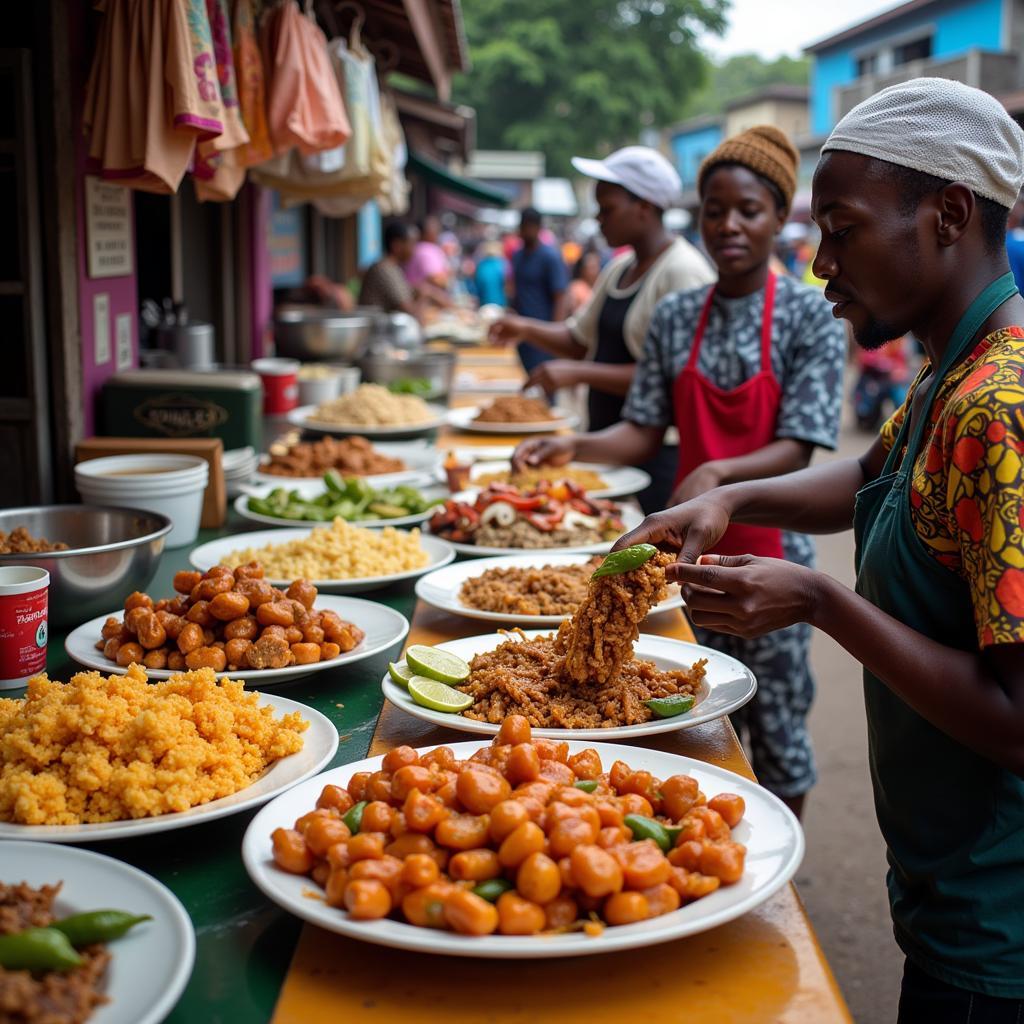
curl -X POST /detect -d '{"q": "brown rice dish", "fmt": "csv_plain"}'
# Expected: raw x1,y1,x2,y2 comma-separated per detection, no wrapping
459,557,602,616
0,667,307,825
262,435,405,478
459,554,706,728
474,465,608,492
473,395,556,424
0,882,110,1023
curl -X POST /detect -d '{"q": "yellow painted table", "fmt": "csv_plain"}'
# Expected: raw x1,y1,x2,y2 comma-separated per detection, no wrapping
271,602,852,1024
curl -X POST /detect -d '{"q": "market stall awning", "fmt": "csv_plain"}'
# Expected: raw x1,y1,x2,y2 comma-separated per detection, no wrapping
406,152,509,207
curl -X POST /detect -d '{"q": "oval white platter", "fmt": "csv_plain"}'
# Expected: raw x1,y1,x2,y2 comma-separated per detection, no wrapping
287,404,448,438
446,405,579,435
254,442,441,488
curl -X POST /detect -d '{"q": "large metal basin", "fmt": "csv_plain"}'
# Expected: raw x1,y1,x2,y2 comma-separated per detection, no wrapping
273,305,379,362
358,349,457,401
0,506,171,627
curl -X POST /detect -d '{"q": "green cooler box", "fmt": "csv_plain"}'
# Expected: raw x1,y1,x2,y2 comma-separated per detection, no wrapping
100,369,262,451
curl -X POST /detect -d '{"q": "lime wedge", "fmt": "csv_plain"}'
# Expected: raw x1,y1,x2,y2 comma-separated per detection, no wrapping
405,644,471,684
645,694,696,719
388,662,414,688
408,676,473,714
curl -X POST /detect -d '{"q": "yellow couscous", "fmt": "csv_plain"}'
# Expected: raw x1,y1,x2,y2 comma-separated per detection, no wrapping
0,666,307,825
225,518,430,580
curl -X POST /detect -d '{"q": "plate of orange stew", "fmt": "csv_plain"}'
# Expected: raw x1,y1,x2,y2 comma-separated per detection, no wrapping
241,724,803,958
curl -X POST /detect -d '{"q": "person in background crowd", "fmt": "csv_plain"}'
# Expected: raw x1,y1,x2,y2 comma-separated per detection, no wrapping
405,214,449,290
490,146,716,510
507,207,569,371
359,222,452,321
567,250,601,314
305,274,355,311
1006,191,1024,292
474,240,507,307
613,79,1024,1022
512,128,845,817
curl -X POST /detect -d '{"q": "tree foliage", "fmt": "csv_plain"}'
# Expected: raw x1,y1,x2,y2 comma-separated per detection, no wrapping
681,53,810,117
453,0,729,175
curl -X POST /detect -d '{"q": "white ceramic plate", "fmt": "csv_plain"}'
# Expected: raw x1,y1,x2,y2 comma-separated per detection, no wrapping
0,694,339,843
461,461,652,500
234,483,448,530
288,403,448,438
381,630,755,740
254,443,441,488
414,553,685,627
446,405,579,435
242,741,801,959
65,595,409,686
432,505,644,557
2,842,195,1024
188,528,455,594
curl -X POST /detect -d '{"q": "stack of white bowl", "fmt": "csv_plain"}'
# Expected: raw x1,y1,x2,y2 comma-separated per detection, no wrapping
75,455,209,548
223,447,258,498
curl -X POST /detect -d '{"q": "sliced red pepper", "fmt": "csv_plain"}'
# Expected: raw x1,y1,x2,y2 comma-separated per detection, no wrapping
524,510,564,531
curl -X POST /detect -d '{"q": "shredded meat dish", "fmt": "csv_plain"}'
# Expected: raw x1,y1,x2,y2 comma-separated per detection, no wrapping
262,435,405,478
0,528,68,554
459,558,603,616
473,396,556,424
0,882,110,1024
459,554,706,728
474,466,607,491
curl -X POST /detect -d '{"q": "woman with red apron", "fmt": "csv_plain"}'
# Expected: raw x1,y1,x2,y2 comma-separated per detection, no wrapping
511,126,846,816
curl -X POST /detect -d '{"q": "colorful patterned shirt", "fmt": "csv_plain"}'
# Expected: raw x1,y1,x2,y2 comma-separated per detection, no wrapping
879,326,1024,647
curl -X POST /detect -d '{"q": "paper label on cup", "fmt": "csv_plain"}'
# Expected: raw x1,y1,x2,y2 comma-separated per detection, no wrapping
0,587,48,680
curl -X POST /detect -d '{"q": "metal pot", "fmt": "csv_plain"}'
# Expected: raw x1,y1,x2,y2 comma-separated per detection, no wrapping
273,305,380,362
0,506,171,627
357,349,457,402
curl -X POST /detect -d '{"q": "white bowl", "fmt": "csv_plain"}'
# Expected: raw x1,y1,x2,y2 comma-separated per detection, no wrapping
75,455,209,549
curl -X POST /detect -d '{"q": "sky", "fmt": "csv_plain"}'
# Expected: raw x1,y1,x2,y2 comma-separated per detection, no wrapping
702,0,908,59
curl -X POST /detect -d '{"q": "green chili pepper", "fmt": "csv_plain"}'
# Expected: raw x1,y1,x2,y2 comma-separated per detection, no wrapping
54,911,152,946
342,800,367,834
645,694,696,719
591,543,658,580
0,927,83,972
573,780,599,793
623,813,682,853
472,878,514,903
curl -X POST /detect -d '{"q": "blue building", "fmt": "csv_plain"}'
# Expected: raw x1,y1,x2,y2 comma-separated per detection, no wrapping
667,114,724,195
806,0,1024,138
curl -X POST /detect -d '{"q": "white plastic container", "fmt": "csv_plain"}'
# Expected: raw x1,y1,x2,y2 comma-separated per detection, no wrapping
75,455,209,549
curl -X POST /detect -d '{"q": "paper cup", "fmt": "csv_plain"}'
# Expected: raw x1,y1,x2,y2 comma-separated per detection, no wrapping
253,358,300,415
0,566,49,688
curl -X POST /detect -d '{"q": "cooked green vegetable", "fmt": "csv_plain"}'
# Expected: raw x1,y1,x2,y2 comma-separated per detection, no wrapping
592,543,658,579
54,910,152,946
573,780,599,793
343,800,367,834
387,377,434,397
0,927,82,972
645,694,695,719
623,813,682,853
472,878,514,903
246,473,438,523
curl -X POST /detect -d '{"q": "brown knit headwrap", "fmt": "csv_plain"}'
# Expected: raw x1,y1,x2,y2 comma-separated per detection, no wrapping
698,125,799,212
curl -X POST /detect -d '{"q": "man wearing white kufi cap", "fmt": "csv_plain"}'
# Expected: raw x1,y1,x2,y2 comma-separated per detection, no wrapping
610,78,1024,1019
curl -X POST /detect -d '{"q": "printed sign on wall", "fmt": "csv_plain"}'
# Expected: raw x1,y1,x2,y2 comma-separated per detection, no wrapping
85,177,134,279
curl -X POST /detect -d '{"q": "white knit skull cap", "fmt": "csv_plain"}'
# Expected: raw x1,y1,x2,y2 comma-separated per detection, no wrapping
821,77,1024,208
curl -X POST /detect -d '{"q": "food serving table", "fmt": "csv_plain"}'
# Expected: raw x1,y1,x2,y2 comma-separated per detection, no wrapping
25,346,850,1022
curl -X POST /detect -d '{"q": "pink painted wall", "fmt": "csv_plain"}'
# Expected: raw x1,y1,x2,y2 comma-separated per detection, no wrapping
71,5,138,437
250,184,273,360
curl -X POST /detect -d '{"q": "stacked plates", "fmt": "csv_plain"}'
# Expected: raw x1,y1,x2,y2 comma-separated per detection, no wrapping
223,447,258,497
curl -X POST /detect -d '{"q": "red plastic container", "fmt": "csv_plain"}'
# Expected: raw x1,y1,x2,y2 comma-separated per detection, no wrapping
0,566,49,688
252,358,300,415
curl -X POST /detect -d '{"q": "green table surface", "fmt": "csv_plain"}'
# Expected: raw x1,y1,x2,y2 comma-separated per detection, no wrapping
36,514,413,1024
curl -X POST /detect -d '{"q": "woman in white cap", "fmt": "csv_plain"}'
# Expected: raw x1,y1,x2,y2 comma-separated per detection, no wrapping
515,126,846,819
615,79,1024,1020
489,146,714,509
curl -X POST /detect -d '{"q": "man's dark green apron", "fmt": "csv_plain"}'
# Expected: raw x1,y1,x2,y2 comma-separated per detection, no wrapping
854,272,1024,996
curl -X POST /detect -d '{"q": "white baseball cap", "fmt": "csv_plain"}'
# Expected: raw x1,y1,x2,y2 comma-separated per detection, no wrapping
571,146,683,210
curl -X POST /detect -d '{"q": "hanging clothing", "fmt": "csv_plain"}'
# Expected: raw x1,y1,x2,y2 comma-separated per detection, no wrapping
856,273,1024,998
261,2,349,158
229,0,272,168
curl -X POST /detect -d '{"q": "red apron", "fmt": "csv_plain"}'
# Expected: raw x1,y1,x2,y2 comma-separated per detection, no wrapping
672,272,785,559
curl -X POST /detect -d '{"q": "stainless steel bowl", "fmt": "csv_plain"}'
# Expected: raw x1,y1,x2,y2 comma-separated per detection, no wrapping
0,506,171,627
273,305,379,362
357,348,457,401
